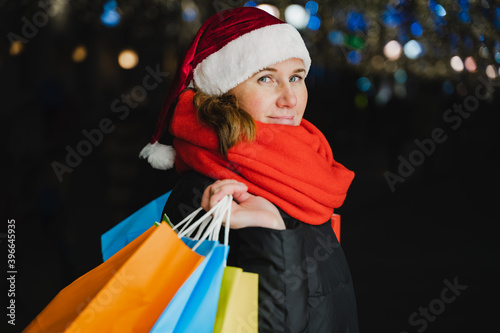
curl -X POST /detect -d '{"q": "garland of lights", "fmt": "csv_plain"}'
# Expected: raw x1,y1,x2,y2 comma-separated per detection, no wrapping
8,0,499,104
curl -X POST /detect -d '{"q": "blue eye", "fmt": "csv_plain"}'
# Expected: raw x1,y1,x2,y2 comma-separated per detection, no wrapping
290,75,303,82
258,76,271,83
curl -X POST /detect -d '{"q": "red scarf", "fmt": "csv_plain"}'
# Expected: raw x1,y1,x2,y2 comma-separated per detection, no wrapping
170,90,354,224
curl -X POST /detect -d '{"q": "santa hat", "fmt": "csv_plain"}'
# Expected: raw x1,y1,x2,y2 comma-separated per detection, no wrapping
140,6,311,170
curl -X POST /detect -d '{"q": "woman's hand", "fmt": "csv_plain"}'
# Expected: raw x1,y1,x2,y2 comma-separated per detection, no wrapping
201,179,285,230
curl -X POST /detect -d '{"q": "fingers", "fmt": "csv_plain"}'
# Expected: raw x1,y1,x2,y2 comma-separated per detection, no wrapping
201,179,249,211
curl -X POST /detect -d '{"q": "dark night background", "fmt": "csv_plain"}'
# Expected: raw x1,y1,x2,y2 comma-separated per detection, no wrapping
1,0,499,332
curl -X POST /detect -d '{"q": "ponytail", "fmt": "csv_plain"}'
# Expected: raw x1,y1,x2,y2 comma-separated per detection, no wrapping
193,90,257,157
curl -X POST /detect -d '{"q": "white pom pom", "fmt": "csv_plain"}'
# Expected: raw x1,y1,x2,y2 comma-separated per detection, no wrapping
139,142,176,170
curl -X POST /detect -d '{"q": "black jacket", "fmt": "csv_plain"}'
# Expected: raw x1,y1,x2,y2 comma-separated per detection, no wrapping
163,171,359,333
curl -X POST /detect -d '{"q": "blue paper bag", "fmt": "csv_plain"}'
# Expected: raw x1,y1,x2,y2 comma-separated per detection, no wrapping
151,239,228,333
150,195,233,333
101,191,171,261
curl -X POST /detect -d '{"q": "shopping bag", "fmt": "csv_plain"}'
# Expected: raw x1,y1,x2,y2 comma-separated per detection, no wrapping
153,243,228,333
23,222,203,333
151,195,233,333
213,266,259,333
331,213,341,243
150,239,219,332
101,191,171,261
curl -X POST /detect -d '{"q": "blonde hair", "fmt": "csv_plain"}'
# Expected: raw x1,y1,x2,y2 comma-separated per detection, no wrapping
193,90,257,157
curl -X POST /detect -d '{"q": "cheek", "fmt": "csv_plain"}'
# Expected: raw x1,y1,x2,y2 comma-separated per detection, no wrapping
241,91,268,121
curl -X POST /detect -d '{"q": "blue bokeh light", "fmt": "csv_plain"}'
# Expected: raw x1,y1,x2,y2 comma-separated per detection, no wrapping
403,40,423,59
381,6,401,29
305,1,319,15
182,7,197,21
394,69,407,84
347,51,362,64
104,0,116,11
410,22,423,37
458,0,470,11
398,29,409,44
434,4,446,17
346,12,366,32
328,31,344,45
494,51,500,64
356,77,372,92
464,36,473,49
101,0,120,27
307,15,321,30
458,11,471,23
442,80,454,95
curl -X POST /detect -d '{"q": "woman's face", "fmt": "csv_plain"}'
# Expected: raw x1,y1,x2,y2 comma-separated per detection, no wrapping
229,58,308,126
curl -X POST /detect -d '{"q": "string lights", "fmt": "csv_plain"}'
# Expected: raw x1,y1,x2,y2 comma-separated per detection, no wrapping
5,0,498,104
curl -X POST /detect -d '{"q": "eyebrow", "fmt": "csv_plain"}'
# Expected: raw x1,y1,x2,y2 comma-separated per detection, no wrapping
259,67,306,74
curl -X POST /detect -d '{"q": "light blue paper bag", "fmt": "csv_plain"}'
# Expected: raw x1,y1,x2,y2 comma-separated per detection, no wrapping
151,240,228,333
101,191,171,261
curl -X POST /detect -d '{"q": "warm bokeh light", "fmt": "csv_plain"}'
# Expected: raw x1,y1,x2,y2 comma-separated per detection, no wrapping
9,41,24,56
434,61,448,76
118,49,139,69
450,56,464,72
383,40,402,60
485,64,497,79
72,45,87,63
370,55,385,70
464,56,477,72
384,60,398,73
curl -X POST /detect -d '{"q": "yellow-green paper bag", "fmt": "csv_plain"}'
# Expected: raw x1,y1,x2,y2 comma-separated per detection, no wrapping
213,266,258,333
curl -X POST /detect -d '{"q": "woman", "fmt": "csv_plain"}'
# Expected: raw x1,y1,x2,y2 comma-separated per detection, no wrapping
140,7,359,333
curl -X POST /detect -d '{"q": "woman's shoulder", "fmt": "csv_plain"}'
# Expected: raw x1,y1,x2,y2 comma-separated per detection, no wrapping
174,170,214,190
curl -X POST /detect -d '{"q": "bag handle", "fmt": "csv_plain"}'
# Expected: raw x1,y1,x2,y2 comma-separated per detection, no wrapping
174,195,232,250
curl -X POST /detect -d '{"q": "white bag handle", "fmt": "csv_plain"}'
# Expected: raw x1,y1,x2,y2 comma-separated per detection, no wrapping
173,195,232,251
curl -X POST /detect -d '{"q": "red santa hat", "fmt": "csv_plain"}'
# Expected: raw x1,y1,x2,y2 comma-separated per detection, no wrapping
140,6,311,170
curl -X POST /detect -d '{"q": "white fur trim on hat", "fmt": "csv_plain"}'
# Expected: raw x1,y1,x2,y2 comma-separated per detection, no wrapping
139,142,176,170
193,23,311,96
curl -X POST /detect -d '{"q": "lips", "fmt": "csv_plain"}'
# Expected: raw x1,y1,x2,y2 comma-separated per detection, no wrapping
267,116,295,125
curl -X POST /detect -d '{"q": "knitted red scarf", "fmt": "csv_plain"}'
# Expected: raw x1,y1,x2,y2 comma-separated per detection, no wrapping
170,90,354,224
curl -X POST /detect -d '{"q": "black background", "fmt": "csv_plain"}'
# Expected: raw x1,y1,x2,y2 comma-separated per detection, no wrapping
1,1,499,332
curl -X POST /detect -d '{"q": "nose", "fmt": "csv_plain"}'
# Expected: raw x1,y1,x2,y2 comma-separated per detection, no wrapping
276,83,297,109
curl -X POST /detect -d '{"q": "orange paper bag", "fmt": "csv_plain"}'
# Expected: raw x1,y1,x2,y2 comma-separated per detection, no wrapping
24,223,203,333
